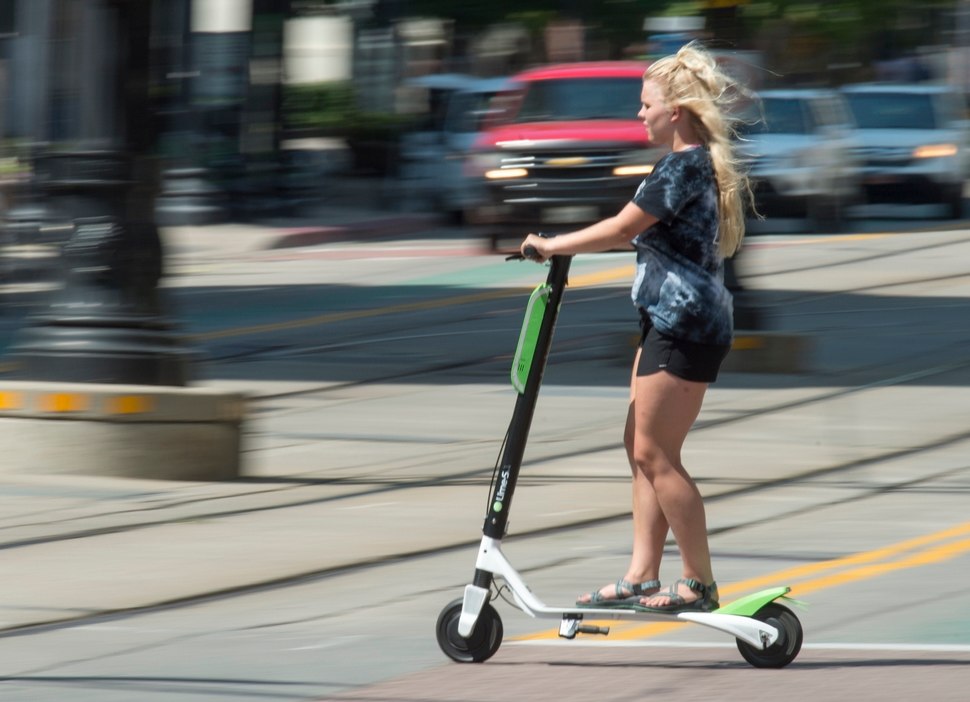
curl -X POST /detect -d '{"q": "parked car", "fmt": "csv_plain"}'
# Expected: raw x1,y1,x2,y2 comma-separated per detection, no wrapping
398,74,516,221
735,88,863,226
839,83,969,218
465,62,665,249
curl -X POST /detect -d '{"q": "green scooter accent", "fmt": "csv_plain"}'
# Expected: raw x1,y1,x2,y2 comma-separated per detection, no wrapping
510,283,551,394
715,586,798,617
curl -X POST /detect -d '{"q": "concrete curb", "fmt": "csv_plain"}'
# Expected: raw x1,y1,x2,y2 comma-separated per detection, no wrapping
0,381,245,480
0,381,244,421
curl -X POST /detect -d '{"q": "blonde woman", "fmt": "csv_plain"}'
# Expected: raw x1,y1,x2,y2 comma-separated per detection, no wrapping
519,42,751,613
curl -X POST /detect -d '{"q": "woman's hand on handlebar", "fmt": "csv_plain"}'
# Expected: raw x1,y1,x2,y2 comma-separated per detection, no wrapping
520,233,553,263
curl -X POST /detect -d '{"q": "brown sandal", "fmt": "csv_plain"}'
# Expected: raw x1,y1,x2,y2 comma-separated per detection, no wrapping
576,578,661,607
633,578,719,613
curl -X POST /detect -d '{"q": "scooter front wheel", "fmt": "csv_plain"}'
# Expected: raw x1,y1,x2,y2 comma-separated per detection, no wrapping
436,597,504,663
736,602,803,668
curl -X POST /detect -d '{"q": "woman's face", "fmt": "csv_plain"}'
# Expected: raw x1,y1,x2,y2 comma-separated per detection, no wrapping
638,79,675,147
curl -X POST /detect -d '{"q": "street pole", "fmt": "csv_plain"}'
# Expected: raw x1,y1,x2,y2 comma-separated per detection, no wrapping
155,0,228,227
6,0,193,385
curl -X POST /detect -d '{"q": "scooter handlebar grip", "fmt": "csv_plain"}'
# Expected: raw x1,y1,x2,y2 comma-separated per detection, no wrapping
505,234,549,261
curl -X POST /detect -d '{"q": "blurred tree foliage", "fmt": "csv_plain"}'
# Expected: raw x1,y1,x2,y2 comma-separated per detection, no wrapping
288,1,959,96
405,0,673,55
283,81,414,135
283,82,355,133
750,0,956,49
374,1,957,66
294,1,958,61
738,1,958,85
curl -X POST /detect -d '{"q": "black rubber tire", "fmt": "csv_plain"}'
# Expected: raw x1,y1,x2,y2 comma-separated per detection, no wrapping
436,597,504,663
736,602,803,669
809,195,843,233
945,185,964,220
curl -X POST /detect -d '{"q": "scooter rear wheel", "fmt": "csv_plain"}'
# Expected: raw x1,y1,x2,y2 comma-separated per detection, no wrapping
736,602,803,668
436,597,504,663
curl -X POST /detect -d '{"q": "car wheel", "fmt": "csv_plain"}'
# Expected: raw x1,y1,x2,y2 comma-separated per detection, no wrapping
945,184,964,219
809,195,842,233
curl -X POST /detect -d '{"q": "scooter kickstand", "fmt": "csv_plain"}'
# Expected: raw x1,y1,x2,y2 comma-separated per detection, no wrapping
560,616,610,639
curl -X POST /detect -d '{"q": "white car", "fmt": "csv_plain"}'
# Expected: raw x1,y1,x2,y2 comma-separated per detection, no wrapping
840,83,969,218
736,89,863,226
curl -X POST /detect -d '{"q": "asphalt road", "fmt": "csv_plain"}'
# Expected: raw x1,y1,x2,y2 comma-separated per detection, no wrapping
1,217,969,701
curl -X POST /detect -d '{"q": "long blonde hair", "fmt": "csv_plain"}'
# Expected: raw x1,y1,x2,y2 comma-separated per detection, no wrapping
644,42,753,257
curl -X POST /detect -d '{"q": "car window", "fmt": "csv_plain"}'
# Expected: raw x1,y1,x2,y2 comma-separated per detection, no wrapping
813,97,848,128
938,91,964,124
445,92,494,134
828,96,854,127
513,78,644,122
408,88,457,133
843,92,938,129
738,97,813,135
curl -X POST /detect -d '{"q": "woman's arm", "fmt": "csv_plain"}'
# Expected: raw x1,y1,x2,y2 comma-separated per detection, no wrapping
520,201,658,261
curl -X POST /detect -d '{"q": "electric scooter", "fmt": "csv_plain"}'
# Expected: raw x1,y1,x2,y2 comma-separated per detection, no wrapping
435,249,804,669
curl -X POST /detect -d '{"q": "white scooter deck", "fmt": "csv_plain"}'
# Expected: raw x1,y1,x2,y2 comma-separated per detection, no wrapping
459,537,784,650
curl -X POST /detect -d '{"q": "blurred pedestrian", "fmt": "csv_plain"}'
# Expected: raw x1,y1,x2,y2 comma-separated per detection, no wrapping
519,42,752,613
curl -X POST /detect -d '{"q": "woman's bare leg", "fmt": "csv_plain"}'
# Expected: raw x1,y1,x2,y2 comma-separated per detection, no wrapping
631,369,713,607
577,347,666,603
625,349,669,585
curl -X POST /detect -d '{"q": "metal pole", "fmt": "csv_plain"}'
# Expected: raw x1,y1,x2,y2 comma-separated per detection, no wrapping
6,0,194,385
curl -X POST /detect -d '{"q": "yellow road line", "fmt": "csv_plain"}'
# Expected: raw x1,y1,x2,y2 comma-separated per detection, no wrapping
515,521,970,641
569,265,634,287
789,536,970,599
716,520,970,598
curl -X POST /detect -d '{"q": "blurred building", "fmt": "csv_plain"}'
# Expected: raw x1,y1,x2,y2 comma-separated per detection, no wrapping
3,0,966,220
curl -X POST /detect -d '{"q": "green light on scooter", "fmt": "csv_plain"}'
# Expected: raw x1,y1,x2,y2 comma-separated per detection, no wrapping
493,502,503,512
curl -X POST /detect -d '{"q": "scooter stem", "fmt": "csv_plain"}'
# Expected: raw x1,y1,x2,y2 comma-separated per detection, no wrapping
481,255,571,541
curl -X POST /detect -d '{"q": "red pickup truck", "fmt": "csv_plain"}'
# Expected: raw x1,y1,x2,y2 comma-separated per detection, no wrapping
466,62,664,250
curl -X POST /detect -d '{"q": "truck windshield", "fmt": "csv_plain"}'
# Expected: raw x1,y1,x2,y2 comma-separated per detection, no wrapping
513,78,643,122
843,93,938,130
737,98,813,135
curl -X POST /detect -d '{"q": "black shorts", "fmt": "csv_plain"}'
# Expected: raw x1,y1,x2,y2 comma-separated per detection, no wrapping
637,313,731,383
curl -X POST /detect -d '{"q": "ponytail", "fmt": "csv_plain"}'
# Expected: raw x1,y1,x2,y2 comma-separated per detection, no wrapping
644,42,754,257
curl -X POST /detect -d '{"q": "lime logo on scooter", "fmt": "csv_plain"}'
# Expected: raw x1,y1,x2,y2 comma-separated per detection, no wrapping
492,467,511,512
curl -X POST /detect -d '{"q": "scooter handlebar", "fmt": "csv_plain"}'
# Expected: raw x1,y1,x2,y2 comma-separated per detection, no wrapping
505,245,541,262
506,234,549,261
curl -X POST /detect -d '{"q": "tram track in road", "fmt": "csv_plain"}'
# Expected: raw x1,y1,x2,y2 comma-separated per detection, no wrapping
4,230,970,555
3,228,969,636
2,351,968,576
5,453,969,641
4,445,969,641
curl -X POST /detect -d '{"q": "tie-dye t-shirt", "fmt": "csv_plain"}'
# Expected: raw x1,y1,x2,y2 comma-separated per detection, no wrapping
630,146,733,346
